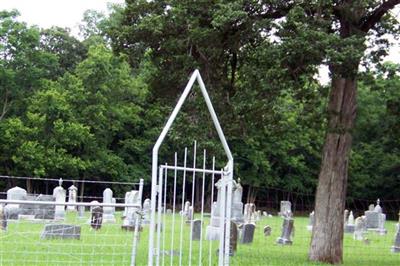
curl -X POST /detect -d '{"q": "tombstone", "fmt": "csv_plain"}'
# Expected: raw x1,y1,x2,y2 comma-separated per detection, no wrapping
186,206,194,223
240,223,256,244
307,211,314,231
0,205,7,231
365,199,387,234
392,219,400,253
344,209,349,226
91,206,103,230
142,198,151,224
345,211,355,233
3,186,27,219
53,179,66,220
263,225,271,237
122,190,141,231
354,216,367,240
262,211,268,217
231,179,244,224
256,210,262,221
229,221,238,256
41,224,81,240
67,185,78,211
78,206,85,218
276,218,294,245
90,200,99,213
368,204,375,211
244,203,256,224
192,219,202,240
34,194,56,219
279,201,292,217
183,201,191,217
102,188,116,223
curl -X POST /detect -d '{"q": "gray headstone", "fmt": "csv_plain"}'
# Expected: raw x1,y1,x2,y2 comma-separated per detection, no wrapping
90,206,103,230
0,205,7,231
276,218,294,245
4,186,27,219
229,221,238,256
392,227,400,253
102,188,115,223
307,211,314,231
41,224,81,240
241,223,255,244
368,204,375,211
142,198,151,224
354,216,366,240
279,201,292,217
53,179,66,220
78,206,85,218
365,211,380,228
263,225,271,236
67,185,78,211
34,194,56,219
192,219,202,241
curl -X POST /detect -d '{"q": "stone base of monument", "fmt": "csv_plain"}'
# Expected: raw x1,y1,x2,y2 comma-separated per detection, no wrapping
276,237,292,245
102,214,116,223
367,228,387,235
344,224,355,233
206,226,220,240
41,224,81,240
18,214,36,221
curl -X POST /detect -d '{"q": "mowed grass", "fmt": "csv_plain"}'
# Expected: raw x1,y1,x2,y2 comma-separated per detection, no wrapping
0,211,399,265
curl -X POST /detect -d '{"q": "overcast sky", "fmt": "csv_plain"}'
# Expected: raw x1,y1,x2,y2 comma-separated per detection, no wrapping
1,0,399,84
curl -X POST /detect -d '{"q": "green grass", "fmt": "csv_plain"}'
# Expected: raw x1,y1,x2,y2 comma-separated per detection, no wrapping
0,212,399,265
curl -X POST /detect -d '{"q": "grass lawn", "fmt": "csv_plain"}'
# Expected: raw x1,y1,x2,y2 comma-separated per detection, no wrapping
0,212,399,265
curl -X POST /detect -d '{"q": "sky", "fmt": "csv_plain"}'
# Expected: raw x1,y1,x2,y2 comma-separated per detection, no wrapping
0,0,399,84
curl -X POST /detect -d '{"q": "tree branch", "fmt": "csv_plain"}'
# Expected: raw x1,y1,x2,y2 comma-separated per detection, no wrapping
359,0,400,32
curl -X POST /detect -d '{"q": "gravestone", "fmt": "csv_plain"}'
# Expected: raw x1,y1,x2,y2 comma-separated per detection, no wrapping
41,224,81,240
279,201,292,217
4,186,27,219
240,223,256,244
91,206,103,230
192,219,202,240
244,203,256,224
78,206,85,218
276,218,294,245
263,211,268,217
186,206,193,223
354,216,367,240
122,190,141,231
344,209,349,226
231,179,244,224
90,200,99,213
53,179,66,220
183,201,191,217
307,211,314,231
392,220,400,253
229,221,238,256
365,199,387,234
263,225,271,237
67,185,78,211
34,194,56,219
142,198,151,224
0,205,7,231
112,198,116,215
345,211,355,233
102,188,116,223
368,204,375,211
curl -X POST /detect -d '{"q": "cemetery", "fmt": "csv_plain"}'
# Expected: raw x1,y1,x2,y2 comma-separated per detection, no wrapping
1,1,400,265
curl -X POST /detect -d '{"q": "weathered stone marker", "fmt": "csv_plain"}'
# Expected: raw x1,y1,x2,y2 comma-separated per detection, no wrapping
41,224,81,240
263,225,271,237
240,223,255,244
90,206,103,230
192,219,202,240
0,205,7,231
229,221,238,256
276,218,294,245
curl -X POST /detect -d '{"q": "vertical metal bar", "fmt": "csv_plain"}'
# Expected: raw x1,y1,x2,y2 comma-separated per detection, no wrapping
170,153,178,266
188,141,197,266
130,178,144,266
208,157,215,266
156,166,164,266
162,164,168,266
218,170,226,266
179,148,188,266
224,170,233,266
198,149,206,265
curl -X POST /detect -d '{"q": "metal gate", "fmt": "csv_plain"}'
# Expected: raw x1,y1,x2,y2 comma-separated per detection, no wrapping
148,70,234,266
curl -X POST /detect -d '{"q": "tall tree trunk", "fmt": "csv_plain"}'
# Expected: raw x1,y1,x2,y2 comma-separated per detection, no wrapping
309,76,357,264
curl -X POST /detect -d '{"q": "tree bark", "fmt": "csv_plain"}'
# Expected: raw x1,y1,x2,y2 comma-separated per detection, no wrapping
309,76,357,264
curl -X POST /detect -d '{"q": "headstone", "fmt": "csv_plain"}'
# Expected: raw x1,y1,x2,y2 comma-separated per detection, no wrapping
229,221,238,256
345,211,355,233
112,198,116,215
244,203,256,224
354,216,367,240
231,179,244,224
263,225,271,236
365,199,387,234
4,186,27,219
34,194,56,219
67,185,78,211
183,201,191,217
262,211,268,217
240,223,256,244
392,216,400,253
368,204,375,211
192,219,202,240
0,205,7,231
365,211,380,228
90,200,99,213
53,179,66,220
344,209,349,225
102,188,115,223
90,206,103,230
122,190,141,230
279,201,292,217
142,198,151,224
40,224,81,240
78,206,85,218
186,206,193,223
276,218,294,245
307,211,314,231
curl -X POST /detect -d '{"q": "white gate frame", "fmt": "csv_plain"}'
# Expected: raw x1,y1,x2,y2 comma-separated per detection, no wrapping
148,70,234,266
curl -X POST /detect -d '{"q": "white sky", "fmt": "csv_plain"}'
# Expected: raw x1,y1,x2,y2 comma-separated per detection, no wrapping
1,0,399,84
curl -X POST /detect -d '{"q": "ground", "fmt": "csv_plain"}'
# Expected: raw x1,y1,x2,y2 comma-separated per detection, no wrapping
0,212,399,265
